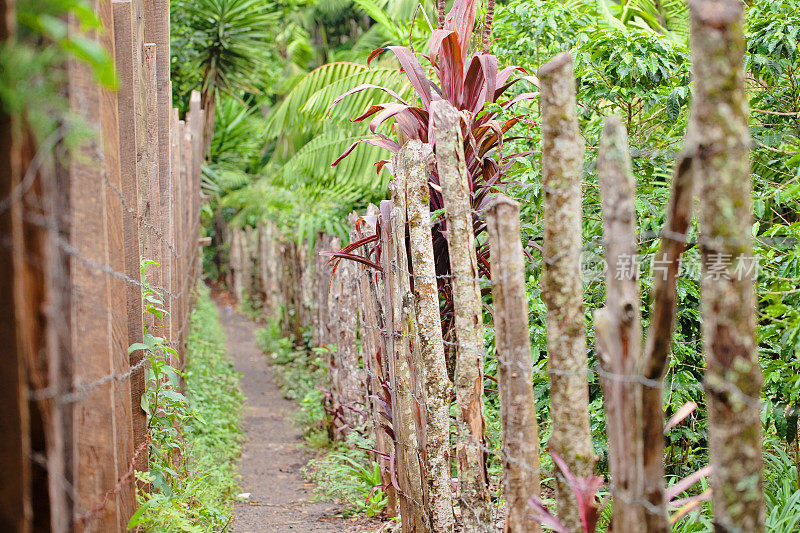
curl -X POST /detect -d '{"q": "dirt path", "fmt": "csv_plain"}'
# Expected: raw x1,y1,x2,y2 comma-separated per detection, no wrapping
217,303,370,532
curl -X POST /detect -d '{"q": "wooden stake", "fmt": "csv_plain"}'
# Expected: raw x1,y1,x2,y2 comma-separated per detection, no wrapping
594,116,644,532
112,0,147,481
67,36,121,532
431,99,491,531
486,195,542,533
404,140,455,532
539,52,594,532
691,1,764,529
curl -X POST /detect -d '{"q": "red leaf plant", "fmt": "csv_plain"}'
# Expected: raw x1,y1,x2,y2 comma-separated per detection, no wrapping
527,452,712,532
325,0,538,326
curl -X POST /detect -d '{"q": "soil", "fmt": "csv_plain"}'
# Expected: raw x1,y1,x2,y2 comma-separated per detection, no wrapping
217,301,382,533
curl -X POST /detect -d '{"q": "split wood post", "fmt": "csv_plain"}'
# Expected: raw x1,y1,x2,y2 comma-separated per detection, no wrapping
349,207,398,517
257,223,270,314
168,107,180,359
176,118,187,361
144,43,163,307
431,99,491,531
181,120,192,347
331,236,364,432
242,226,255,302
486,196,542,533
594,117,645,532
66,36,122,531
313,233,331,347
97,0,137,526
143,0,170,227
404,140,455,532
539,52,595,531
231,227,243,302
0,2,30,529
380,192,427,532
691,1,764,529
640,125,696,533
363,213,398,518
112,0,147,482
187,92,202,303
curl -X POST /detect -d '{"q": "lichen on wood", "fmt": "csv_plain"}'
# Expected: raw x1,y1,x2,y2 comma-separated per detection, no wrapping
539,51,595,532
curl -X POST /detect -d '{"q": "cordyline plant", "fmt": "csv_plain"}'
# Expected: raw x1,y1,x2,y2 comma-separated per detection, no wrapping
326,0,538,317
528,452,713,532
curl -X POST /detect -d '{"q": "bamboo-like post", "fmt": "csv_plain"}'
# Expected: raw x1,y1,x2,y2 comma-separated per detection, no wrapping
381,181,427,532
539,52,595,531
404,140,455,532
486,195,542,533
594,117,644,532
692,1,764,529
431,99,491,531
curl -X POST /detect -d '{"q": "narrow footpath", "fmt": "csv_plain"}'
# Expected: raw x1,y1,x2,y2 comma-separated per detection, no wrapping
217,302,365,532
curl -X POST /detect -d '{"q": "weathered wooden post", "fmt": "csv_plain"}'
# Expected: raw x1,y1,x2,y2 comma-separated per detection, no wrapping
404,141,455,532
112,0,148,486
67,28,124,530
594,117,645,532
330,240,364,432
486,195,542,533
348,207,398,517
380,183,426,531
692,1,764,530
144,43,163,300
539,52,595,531
432,99,491,530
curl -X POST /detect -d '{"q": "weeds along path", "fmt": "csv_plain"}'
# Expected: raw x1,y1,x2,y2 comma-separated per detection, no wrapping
218,302,359,532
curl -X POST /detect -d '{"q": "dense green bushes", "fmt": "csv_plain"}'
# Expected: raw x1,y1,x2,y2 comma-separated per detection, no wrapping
131,285,244,532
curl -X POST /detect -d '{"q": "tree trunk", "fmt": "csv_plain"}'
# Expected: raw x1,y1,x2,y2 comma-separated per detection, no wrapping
691,1,764,530
405,140,456,532
594,116,645,532
539,52,595,532
431,99,491,531
486,195,542,533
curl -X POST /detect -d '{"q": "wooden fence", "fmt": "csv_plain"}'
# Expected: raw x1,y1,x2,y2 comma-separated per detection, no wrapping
0,0,207,530
228,3,764,531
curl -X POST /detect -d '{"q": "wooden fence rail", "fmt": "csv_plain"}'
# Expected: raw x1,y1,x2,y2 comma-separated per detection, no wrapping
0,0,208,528
228,3,764,529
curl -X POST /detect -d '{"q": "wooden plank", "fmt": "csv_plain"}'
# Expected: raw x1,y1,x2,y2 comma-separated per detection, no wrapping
187,93,202,295
143,0,171,242
168,107,180,359
0,2,32,530
66,25,121,531
179,119,190,363
142,43,162,305
97,0,135,527
112,0,147,482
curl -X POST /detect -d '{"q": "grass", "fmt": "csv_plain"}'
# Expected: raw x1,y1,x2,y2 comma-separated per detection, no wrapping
131,283,245,532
